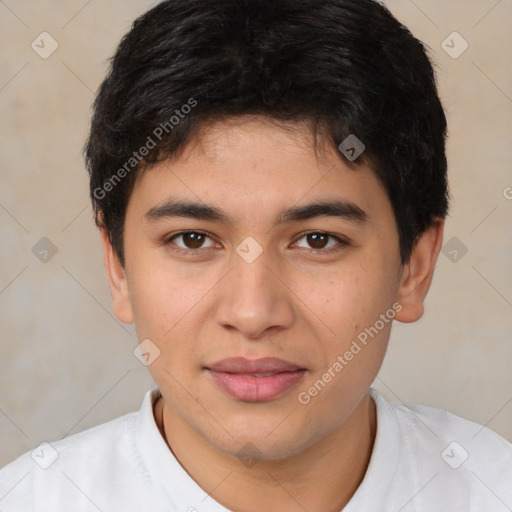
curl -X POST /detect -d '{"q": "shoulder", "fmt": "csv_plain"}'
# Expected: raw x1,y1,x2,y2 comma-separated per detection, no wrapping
371,389,512,507
392,397,512,460
1,408,138,469
0,410,152,511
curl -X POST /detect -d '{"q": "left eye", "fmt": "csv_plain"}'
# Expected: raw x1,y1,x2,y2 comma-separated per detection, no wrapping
167,231,217,250
293,232,347,251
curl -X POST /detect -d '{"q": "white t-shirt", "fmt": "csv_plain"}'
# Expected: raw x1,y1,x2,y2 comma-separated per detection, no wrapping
1,387,511,511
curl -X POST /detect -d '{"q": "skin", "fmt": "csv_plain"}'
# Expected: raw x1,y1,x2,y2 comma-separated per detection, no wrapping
101,116,444,512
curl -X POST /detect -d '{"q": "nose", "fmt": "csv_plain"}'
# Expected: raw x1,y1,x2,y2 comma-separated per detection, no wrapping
213,245,295,340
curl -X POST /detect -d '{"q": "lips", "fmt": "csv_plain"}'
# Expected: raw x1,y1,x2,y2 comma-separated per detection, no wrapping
207,357,304,374
205,357,307,402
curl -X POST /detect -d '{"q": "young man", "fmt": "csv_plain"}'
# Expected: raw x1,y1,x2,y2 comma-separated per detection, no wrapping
1,0,511,510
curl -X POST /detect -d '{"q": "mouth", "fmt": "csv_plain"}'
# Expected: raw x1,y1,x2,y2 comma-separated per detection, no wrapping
204,357,307,402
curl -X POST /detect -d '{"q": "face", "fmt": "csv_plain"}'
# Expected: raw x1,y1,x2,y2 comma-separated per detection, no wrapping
104,117,440,461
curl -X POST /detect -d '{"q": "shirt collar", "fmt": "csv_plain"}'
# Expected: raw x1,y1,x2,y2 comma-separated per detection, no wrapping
342,388,403,510
135,387,230,511
135,387,401,511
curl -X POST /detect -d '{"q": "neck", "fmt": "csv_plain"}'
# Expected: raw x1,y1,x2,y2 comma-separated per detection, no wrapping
154,392,376,512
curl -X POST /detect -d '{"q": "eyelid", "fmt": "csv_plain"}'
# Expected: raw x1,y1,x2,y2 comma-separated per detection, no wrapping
292,231,350,252
164,230,219,251
164,230,350,253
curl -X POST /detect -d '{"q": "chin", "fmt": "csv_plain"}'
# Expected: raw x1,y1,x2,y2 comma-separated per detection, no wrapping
207,419,319,463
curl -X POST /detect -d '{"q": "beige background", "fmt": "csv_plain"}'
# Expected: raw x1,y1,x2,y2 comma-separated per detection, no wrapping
0,0,511,468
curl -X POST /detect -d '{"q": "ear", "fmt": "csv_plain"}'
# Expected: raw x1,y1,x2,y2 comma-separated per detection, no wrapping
395,219,444,323
100,228,134,324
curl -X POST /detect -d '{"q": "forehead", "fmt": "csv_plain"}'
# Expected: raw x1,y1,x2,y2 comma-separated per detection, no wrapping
128,117,392,227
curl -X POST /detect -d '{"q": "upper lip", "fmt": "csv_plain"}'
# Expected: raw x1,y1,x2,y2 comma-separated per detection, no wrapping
205,357,305,374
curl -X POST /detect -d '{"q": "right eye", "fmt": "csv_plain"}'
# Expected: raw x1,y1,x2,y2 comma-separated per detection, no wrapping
164,231,219,252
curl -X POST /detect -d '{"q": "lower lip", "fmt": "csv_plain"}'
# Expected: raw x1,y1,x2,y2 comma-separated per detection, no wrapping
207,369,306,402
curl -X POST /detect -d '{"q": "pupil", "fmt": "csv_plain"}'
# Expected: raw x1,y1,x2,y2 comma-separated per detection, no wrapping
182,233,328,250
308,233,326,249
185,233,204,249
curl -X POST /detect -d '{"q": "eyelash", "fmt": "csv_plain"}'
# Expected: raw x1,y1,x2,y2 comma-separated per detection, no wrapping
164,230,350,255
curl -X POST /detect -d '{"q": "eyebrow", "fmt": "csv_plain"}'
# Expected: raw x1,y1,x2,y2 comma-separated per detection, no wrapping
145,198,368,226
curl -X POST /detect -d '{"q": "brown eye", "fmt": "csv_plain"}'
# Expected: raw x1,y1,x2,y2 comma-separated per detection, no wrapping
306,233,329,249
182,232,206,249
294,232,348,252
168,231,216,251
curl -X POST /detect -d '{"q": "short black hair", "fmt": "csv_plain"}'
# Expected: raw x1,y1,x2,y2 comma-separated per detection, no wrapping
85,0,449,266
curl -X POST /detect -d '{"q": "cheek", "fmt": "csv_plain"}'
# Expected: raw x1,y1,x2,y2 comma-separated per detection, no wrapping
296,277,394,429
300,266,365,331
127,255,212,341
128,268,210,390
304,259,397,354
